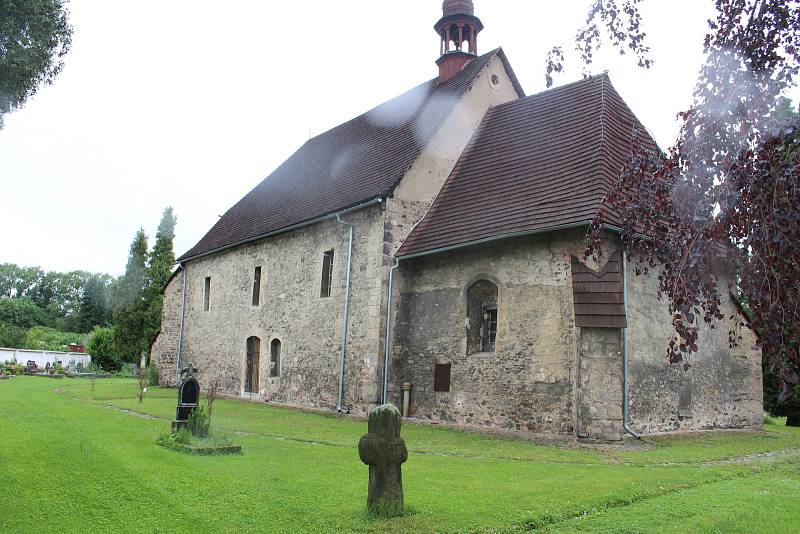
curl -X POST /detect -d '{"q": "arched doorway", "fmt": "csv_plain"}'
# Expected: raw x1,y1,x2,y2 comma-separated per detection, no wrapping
245,336,260,394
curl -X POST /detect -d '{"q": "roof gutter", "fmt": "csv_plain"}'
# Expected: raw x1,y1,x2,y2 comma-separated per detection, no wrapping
622,249,642,439
178,198,385,264
335,212,357,413
382,258,400,404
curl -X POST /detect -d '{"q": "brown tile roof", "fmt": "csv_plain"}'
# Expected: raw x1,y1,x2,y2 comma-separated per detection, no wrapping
395,74,657,258
571,252,627,328
179,49,523,262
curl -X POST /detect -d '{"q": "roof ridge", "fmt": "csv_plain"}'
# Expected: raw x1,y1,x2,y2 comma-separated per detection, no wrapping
492,72,610,113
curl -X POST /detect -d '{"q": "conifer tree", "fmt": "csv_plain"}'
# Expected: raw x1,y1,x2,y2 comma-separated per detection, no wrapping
143,208,177,354
113,228,149,363
77,274,112,332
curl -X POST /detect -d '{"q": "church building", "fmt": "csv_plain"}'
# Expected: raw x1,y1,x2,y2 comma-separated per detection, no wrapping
151,1,762,440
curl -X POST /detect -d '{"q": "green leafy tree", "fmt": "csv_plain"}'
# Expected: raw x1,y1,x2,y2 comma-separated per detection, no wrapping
0,296,51,328
0,0,72,128
24,325,83,352
0,264,43,298
86,325,119,371
113,228,149,363
144,207,177,354
0,321,27,348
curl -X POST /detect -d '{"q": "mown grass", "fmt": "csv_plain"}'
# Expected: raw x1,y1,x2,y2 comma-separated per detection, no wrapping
1,377,798,533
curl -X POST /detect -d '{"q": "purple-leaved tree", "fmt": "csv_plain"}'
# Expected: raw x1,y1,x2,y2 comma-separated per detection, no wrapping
549,0,800,423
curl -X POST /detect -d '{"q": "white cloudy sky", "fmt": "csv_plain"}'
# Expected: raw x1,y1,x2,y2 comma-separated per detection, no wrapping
1,0,797,276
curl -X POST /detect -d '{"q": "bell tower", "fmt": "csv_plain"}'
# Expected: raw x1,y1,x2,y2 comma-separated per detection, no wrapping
435,0,484,83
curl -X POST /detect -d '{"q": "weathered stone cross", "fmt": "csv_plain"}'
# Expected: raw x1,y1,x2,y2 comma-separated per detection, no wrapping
358,404,408,514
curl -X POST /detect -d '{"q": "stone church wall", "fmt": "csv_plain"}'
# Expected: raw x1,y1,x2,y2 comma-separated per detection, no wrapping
575,328,623,440
626,266,763,433
170,204,387,413
151,270,184,387
390,229,762,437
391,231,584,434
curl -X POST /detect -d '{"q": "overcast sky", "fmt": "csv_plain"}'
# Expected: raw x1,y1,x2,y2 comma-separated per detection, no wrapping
1,0,798,276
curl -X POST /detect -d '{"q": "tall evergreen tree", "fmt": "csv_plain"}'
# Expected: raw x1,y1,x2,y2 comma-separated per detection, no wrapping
77,274,112,332
143,208,177,353
113,228,149,363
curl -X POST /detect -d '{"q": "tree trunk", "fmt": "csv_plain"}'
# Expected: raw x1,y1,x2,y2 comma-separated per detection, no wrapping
787,414,800,427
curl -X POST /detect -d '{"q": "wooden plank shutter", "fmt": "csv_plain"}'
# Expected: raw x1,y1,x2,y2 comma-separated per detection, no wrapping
434,363,451,392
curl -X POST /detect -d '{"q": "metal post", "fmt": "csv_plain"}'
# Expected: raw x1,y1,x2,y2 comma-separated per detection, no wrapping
382,259,400,404
622,249,641,439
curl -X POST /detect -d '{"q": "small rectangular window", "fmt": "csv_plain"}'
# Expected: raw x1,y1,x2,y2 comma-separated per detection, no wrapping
320,250,334,298
203,277,211,311
252,266,262,306
434,363,451,392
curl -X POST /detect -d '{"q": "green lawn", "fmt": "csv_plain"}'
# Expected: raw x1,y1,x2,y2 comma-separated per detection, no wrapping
1,377,798,533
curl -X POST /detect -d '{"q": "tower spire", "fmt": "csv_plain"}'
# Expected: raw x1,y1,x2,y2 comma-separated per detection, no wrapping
434,0,484,83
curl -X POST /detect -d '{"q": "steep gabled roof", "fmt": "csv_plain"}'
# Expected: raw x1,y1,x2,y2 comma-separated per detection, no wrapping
396,74,658,258
179,49,523,262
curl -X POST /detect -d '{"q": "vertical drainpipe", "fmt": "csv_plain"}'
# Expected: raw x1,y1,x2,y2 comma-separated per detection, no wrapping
335,214,355,412
175,265,188,385
622,249,642,439
382,258,400,404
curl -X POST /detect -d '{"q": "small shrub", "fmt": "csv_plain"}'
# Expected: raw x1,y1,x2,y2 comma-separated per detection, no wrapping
87,326,121,371
187,407,210,438
116,363,136,378
147,365,159,386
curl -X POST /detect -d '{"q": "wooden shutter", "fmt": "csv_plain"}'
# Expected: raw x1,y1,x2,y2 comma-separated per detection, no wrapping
434,363,451,392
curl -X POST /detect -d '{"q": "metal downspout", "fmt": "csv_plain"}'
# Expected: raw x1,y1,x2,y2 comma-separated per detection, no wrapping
622,250,641,439
335,214,355,412
382,258,400,404
175,265,188,384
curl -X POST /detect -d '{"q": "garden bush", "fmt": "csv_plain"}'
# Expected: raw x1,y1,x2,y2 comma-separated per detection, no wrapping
187,406,210,438
147,365,159,386
25,326,84,352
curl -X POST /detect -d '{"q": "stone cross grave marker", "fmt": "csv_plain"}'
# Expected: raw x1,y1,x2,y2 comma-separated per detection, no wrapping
358,404,408,514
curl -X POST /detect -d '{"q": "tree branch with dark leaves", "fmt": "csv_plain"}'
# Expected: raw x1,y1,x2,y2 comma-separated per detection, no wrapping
577,0,800,396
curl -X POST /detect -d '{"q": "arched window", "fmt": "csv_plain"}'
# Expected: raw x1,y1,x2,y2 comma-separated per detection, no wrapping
270,338,281,378
245,336,260,393
466,280,498,354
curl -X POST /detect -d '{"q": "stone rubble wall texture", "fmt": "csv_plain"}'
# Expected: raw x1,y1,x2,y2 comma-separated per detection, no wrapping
151,271,184,387
576,328,623,440
174,205,387,413
392,231,583,433
391,230,762,437
625,265,763,433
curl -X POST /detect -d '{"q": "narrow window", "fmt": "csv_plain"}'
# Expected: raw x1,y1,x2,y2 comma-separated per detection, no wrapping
203,277,211,311
466,280,499,353
245,336,260,393
320,249,334,298
270,338,281,378
252,266,262,306
434,363,451,392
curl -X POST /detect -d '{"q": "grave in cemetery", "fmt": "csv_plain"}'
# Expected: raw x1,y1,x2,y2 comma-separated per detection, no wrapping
172,363,199,432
